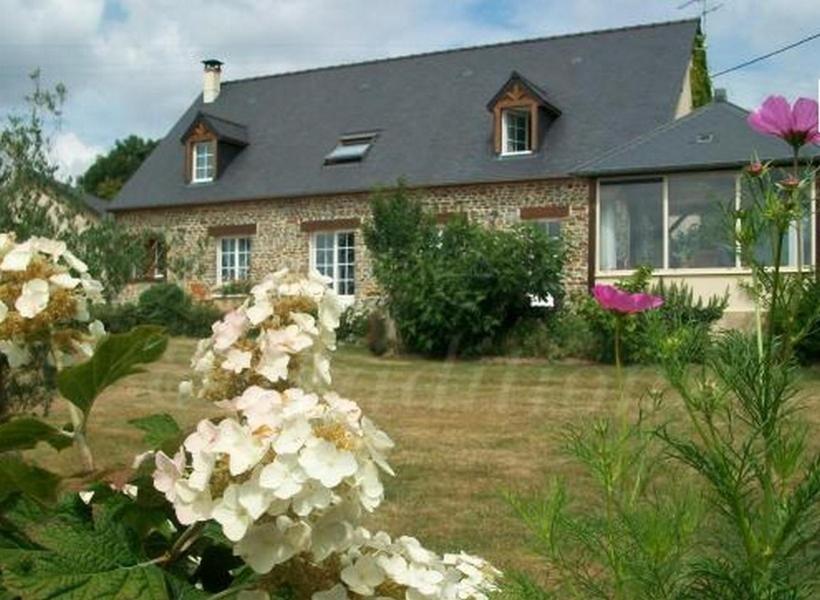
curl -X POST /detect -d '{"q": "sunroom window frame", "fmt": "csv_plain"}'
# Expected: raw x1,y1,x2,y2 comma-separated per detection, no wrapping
595,171,816,277
309,230,356,300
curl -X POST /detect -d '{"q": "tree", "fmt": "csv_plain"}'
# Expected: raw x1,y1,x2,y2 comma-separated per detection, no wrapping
79,135,158,200
690,31,712,108
0,72,148,299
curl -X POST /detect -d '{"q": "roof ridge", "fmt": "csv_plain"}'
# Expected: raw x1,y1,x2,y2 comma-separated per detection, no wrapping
221,18,700,87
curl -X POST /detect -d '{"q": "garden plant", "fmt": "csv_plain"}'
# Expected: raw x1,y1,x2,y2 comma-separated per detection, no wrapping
505,95,820,599
0,255,499,598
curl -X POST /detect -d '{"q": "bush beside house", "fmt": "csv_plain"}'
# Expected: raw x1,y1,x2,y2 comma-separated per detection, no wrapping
363,184,566,357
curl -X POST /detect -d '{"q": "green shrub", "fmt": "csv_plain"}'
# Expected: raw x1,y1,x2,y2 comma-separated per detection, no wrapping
94,283,222,338
498,311,598,361
364,183,565,357
574,268,727,364
338,301,374,343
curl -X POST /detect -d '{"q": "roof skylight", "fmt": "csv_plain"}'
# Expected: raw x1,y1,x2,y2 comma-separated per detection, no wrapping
324,133,377,165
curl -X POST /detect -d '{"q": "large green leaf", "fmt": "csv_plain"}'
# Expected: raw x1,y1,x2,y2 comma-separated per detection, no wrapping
57,326,168,416
128,413,181,449
0,457,60,504
0,418,72,453
1,511,169,599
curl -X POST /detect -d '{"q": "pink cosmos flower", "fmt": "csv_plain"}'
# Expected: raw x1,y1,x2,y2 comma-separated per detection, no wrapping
592,284,663,314
747,96,820,149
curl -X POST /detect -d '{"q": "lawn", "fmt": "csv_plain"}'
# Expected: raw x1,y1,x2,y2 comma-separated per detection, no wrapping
31,338,820,582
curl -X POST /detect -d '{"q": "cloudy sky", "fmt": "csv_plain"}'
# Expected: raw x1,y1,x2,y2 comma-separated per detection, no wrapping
1,0,818,180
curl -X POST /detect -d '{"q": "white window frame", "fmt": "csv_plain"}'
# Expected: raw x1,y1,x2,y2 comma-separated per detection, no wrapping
192,141,215,183
595,171,817,276
216,236,251,285
501,108,532,156
309,230,356,300
149,238,166,280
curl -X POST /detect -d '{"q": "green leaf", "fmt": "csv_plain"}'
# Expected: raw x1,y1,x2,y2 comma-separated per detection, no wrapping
0,418,72,453
57,326,168,416
1,511,169,599
128,414,181,449
0,457,60,504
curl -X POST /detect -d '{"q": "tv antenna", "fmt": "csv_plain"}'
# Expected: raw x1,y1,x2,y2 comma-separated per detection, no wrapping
678,0,723,34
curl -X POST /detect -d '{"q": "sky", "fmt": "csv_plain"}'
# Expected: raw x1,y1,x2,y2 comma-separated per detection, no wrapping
0,0,818,181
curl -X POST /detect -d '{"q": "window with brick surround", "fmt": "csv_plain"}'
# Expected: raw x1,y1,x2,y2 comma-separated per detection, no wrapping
311,231,355,297
218,237,251,283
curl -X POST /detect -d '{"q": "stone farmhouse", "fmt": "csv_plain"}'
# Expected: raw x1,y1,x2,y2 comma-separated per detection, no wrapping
109,18,819,322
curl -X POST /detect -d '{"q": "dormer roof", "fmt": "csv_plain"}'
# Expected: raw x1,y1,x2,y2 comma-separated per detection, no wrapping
486,71,561,117
181,112,249,147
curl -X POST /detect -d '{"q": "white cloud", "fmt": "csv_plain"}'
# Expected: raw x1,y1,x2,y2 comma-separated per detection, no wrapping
0,0,817,169
51,132,102,181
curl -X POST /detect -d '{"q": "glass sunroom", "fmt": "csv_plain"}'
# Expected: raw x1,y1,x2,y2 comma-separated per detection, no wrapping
575,92,820,322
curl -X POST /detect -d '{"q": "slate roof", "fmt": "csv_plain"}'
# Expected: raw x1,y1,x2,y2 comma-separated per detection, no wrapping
111,18,699,211
573,97,820,176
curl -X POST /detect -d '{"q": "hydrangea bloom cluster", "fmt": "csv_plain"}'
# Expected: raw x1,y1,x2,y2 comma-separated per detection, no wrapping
0,233,105,369
155,269,499,599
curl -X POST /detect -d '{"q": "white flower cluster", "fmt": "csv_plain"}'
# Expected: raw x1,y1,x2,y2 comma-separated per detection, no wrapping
0,233,105,367
189,269,342,397
154,269,499,599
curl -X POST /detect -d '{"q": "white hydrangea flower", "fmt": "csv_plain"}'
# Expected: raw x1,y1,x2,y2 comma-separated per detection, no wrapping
0,341,31,367
49,272,80,289
222,348,252,374
0,301,6,324
15,279,50,318
298,438,358,488
0,242,33,271
234,518,311,574
148,270,499,598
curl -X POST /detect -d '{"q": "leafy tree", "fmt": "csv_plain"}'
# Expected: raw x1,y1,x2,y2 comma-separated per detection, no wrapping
79,135,158,200
691,31,712,108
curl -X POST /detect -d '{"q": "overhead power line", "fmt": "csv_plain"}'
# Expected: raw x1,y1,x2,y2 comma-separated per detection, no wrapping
712,30,820,78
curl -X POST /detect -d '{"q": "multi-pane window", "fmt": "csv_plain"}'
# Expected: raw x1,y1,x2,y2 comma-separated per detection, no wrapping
147,238,166,280
502,108,530,154
313,231,356,296
529,219,562,240
599,179,664,271
192,141,215,182
219,237,251,283
668,173,736,268
598,171,815,272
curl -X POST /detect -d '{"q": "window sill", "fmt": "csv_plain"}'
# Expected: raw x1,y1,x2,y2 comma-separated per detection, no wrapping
499,150,534,158
596,266,816,278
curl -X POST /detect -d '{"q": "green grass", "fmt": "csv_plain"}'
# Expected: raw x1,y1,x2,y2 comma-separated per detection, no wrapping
30,339,820,582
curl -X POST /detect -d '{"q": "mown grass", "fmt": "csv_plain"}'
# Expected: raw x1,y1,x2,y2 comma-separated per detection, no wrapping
30,339,820,582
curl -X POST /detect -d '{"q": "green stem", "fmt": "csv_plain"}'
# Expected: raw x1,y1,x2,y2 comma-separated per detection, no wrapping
614,316,623,397
52,349,94,472
164,522,206,566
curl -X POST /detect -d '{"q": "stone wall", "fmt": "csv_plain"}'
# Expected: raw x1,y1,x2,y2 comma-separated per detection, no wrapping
114,178,592,302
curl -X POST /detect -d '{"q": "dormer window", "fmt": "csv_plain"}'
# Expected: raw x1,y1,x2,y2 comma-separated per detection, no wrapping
324,133,377,165
181,112,248,184
192,141,215,182
502,108,531,155
487,71,561,157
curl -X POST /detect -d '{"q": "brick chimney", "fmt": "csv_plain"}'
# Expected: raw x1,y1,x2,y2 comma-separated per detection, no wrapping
202,59,224,104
